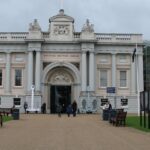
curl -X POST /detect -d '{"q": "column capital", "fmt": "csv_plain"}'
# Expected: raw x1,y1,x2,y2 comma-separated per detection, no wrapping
82,50,87,54
5,51,11,54
111,52,117,55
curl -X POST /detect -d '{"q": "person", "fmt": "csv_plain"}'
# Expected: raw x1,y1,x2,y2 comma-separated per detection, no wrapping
24,101,28,114
41,103,46,114
66,104,72,117
56,103,62,117
72,100,77,117
108,101,112,110
103,101,112,110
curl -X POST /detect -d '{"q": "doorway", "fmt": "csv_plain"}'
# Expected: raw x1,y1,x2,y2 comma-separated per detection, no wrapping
50,85,71,113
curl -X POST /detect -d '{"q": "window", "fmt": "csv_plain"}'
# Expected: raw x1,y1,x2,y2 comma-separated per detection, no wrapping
13,98,21,106
100,70,107,87
15,69,22,86
119,55,127,63
100,55,108,63
120,71,127,87
0,69,2,86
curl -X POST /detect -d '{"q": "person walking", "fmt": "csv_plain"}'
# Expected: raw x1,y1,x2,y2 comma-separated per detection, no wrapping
24,101,28,114
72,100,77,117
57,103,62,117
41,103,46,114
66,104,72,117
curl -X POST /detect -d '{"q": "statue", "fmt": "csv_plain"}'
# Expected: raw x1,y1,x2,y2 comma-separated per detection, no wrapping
82,19,94,33
28,19,41,31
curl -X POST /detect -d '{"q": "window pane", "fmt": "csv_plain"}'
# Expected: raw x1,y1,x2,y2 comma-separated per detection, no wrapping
15,69,22,86
0,70,2,86
100,70,107,87
120,71,126,87
14,98,21,106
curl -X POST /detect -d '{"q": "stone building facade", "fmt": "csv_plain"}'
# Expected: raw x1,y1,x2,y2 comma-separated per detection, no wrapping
0,10,143,113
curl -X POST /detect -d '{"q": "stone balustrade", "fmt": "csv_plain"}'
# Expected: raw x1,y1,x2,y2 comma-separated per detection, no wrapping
0,32,143,44
96,33,143,43
0,32,28,41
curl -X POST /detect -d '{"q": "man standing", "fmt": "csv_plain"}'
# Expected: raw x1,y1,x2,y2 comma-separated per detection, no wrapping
72,100,77,117
24,101,28,114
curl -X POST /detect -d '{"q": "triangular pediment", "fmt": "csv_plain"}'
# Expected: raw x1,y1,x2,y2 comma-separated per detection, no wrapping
49,9,74,23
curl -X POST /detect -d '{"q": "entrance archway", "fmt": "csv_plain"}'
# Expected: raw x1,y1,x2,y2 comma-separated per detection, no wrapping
51,85,71,113
42,62,81,113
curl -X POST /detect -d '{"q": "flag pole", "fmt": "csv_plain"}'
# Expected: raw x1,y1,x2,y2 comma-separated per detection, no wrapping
60,0,64,10
136,43,140,116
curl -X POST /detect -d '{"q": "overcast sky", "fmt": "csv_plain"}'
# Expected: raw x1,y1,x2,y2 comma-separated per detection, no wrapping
0,0,150,40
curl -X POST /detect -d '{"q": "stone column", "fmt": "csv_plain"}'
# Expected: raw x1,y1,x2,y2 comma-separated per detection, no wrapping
89,51,95,91
35,51,41,92
131,55,136,94
81,52,87,91
112,53,116,87
5,52,11,93
27,51,33,92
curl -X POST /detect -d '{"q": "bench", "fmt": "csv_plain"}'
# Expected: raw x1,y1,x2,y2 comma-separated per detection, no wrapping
0,108,13,116
111,111,127,126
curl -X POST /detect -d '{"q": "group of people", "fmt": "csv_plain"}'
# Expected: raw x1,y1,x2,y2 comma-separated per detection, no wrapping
23,101,47,114
57,100,77,117
24,100,77,116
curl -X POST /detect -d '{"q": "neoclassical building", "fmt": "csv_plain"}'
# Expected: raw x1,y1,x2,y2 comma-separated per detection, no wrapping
0,10,143,113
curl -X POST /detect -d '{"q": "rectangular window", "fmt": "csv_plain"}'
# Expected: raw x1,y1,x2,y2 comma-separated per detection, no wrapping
120,71,127,87
100,70,107,87
119,55,127,63
13,98,21,106
15,69,22,86
0,69,2,86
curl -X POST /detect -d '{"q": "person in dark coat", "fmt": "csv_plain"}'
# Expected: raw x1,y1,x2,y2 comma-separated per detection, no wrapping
72,100,77,117
24,101,28,114
56,103,62,117
108,101,112,110
66,104,72,117
41,103,46,114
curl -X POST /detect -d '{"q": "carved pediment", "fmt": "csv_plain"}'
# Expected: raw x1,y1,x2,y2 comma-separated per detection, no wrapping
53,25,70,35
50,70,73,84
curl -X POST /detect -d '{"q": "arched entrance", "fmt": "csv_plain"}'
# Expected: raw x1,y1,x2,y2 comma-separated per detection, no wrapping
42,62,81,113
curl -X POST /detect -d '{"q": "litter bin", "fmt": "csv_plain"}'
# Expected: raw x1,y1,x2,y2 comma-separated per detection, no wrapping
102,109,109,120
12,109,20,120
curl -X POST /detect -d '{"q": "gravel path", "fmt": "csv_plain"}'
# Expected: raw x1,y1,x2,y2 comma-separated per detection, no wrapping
0,114,150,150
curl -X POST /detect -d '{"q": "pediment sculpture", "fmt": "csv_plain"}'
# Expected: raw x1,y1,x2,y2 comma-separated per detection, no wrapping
82,19,94,33
53,25,70,35
29,19,41,31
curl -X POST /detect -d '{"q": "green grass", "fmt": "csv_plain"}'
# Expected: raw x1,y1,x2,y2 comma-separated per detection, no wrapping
126,116,150,132
2,116,13,122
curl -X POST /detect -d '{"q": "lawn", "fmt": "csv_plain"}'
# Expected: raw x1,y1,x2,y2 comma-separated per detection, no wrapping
126,116,150,132
2,116,13,122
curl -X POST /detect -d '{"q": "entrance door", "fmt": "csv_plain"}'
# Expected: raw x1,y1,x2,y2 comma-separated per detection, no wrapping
50,85,71,113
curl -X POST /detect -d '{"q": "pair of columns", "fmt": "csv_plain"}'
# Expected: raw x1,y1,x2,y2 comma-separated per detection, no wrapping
107,53,143,94
81,52,143,94
81,52,116,92
81,51,95,92
27,51,41,92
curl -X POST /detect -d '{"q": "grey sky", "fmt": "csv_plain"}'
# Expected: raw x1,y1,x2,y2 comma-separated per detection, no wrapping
0,0,150,40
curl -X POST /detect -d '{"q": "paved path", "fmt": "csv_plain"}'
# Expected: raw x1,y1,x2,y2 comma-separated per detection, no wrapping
0,114,150,150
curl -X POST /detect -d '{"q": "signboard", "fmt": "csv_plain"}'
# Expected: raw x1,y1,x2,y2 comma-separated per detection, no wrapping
121,99,128,106
107,87,116,93
101,98,108,106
